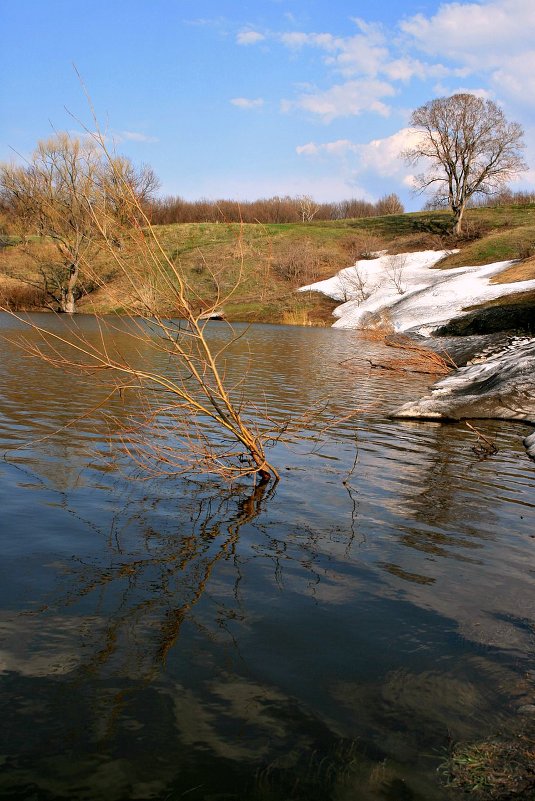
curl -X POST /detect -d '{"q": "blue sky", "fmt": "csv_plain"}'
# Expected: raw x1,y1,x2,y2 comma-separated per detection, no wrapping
1,0,534,210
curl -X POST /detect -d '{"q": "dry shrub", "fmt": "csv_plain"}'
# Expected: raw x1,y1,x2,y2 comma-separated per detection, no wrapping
517,240,535,260
346,323,456,376
272,239,340,284
453,218,490,242
0,282,47,310
281,307,315,326
356,309,395,333
377,332,456,375
339,234,385,260
389,232,448,252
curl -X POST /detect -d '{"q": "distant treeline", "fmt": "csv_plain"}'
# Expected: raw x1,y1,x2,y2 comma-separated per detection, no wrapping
424,189,535,211
147,193,404,225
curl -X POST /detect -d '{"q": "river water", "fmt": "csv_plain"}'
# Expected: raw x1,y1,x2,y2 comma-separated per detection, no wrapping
0,312,534,800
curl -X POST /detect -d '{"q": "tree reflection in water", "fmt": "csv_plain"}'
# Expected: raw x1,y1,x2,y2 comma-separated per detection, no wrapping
28,480,274,682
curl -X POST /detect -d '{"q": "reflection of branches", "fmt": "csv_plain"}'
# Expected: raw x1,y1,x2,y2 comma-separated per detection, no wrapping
465,421,499,458
341,436,366,554
156,481,274,665
29,480,274,686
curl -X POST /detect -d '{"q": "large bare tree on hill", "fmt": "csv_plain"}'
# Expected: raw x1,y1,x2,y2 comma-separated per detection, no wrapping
404,93,527,235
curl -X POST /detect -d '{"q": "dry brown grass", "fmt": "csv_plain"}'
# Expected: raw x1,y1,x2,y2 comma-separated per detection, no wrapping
271,238,346,285
281,308,316,326
0,239,55,278
491,255,535,284
441,735,535,799
0,276,47,310
338,233,385,260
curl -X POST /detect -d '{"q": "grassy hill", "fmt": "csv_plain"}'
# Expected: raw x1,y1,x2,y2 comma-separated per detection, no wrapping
1,205,534,327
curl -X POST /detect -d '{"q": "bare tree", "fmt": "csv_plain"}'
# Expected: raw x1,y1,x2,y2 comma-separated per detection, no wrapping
385,254,407,295
3,129,281,484
297,194,320,222
375,193,404,216
0,134,158,312
404,93,527,235
338,265,372,304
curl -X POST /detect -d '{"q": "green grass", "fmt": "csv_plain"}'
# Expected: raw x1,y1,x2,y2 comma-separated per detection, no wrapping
438,224,535,267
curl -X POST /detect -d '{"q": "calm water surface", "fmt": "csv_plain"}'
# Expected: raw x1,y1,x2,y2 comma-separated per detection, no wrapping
0,312,534,801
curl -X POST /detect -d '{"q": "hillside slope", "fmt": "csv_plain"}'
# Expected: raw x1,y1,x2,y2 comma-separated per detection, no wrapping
0,205,534,327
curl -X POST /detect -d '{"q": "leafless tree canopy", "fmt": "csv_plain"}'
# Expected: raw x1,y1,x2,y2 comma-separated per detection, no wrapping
0,134,159,312
404,93,527,234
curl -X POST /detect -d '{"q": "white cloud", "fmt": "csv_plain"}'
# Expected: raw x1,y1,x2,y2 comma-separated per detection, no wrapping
382,57,456,83
68,129,158,145
230,97,264,109
237,30,265,45
278,25,387,77
326,38,388,78
432,84,493,99
269,1,535,115
280,32,338,51
296,128,426,187
296,142,320,156
359,129,424,174
297,139,356,157
402,0,535,62
492,52,535,103
276,19,456,84
401,0,535,105
119,130,159,143
283,79,396,121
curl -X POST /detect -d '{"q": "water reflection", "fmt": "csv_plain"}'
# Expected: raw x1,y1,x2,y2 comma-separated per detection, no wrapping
1,313,534,800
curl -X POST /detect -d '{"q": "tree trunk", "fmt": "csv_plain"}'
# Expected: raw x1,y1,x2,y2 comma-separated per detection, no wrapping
60,288,76,313
452,204,465,236
60,264,79,313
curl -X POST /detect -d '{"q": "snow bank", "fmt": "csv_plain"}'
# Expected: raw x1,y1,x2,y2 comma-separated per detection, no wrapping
299,250,535,335
391,339,535,461
300,249,535,459
392,339,535,423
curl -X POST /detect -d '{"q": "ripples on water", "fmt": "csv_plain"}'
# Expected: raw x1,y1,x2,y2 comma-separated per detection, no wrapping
0,312,534,801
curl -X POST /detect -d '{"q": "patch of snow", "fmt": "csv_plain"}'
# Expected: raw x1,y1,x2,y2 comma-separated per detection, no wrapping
299,250,535,336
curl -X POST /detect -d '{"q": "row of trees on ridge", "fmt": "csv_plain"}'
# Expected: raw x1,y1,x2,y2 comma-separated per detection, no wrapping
147,193,405,225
